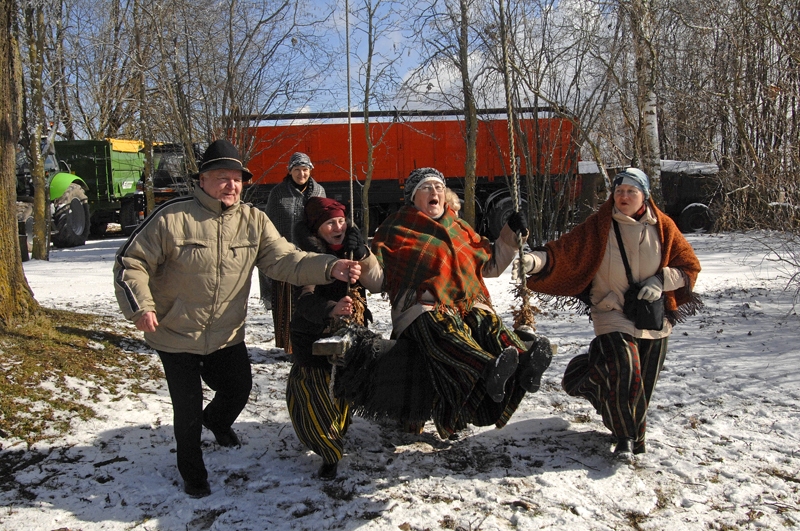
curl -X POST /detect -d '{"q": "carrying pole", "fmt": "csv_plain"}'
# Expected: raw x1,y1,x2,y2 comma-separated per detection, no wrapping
346,0,354,214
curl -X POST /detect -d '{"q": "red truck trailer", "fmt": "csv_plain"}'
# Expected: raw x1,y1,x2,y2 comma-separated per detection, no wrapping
242,107,582,237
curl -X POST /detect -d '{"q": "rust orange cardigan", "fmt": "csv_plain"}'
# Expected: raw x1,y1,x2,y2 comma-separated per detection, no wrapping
526,198,702,324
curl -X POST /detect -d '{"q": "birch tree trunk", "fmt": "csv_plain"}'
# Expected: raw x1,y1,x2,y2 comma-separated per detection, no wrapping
631,0,662,202
458,0,478,227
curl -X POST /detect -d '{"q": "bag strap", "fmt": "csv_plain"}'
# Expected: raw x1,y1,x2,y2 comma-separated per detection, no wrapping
612,220,637,287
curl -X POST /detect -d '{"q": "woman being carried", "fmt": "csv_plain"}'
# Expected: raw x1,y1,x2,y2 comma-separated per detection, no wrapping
331,167,552,440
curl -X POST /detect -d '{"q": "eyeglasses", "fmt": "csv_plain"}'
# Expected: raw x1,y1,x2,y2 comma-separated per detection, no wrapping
418,183,445,193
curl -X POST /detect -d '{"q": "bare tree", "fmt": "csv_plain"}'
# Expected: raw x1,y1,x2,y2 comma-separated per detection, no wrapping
347,0,405,233
405,0,487,227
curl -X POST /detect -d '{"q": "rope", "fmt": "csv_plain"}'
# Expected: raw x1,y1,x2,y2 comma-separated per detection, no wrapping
499,0,535,328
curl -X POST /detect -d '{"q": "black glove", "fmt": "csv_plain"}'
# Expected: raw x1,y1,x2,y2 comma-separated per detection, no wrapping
507,211,529,237
343,226,369,260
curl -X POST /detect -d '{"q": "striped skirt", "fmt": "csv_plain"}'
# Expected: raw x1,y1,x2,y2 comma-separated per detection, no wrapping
286,364,352,465
562,332,667,448
403,307,528,438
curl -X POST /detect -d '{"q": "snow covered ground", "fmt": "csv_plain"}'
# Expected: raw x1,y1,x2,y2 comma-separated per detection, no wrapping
2,231,799,530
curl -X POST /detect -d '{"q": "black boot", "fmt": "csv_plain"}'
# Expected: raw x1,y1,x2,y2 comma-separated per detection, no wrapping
483,346,519,403
318,461,338,480
614,437,633,457
517,334,553,393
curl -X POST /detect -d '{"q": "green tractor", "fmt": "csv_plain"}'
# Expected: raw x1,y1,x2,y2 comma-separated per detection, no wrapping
16,138,146,258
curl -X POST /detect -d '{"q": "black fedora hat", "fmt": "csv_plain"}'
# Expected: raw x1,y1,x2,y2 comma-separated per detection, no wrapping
195,139,253,181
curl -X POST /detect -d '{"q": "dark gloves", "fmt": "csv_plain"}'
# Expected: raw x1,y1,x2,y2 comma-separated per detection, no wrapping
344,226,369,260
507,211,529,238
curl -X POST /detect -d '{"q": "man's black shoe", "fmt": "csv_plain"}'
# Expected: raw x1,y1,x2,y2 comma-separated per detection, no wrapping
203,418,241,448
184,478,211,498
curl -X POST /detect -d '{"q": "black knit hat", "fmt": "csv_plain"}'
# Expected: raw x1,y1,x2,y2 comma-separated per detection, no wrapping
196,139,253,181
404,167,445,205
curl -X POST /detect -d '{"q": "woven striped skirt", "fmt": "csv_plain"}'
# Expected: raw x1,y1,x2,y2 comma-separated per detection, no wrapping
562,332,667,447
286,364,352,465
402,307,528,438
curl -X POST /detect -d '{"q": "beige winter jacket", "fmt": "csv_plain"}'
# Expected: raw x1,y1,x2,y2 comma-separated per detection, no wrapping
113,186,340,354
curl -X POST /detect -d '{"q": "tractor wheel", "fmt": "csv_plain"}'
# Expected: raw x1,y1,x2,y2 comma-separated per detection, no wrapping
51,183,90,248
677,203,714,233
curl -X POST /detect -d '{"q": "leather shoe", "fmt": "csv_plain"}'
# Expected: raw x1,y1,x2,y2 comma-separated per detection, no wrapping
203,418,241,448
517,336,553,393
614,437,633,455
318,462,338,480
184,478,211,498
484,347,519,403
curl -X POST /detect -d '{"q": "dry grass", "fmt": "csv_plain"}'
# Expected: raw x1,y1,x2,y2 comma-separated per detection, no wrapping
0,308,161,446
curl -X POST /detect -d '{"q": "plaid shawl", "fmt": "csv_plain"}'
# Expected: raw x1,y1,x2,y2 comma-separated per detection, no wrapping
372,206,492,313
526,198,702,324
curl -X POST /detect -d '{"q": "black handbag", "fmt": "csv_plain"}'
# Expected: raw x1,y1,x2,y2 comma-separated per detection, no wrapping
613,221,665,331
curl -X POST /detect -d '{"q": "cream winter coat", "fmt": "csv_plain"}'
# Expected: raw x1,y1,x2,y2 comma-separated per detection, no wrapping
531,206,686,339
114,186,339,354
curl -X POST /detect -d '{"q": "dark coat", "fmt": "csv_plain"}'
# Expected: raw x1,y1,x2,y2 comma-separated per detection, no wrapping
289,222,371,368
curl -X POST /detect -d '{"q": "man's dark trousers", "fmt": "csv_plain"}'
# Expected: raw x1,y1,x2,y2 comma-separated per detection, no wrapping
158,342,252,483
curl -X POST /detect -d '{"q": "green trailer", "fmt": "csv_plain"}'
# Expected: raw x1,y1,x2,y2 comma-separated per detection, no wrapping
53,138,146,238
16,138,146,255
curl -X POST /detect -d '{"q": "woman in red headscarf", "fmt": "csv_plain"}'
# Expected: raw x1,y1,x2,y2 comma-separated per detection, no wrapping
285,197,379,480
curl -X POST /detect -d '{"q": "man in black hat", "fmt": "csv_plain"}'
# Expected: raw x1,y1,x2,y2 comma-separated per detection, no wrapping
113,139,361,498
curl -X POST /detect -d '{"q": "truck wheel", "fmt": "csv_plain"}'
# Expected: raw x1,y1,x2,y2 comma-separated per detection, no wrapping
485,194,527,240
678,203,714,233
51,183,90,248
90,221,108,237
485,196,515,240
119,200,138,236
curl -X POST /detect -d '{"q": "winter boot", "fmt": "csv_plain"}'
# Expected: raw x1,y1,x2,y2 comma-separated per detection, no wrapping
614,437,634,462
318,461,339,480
